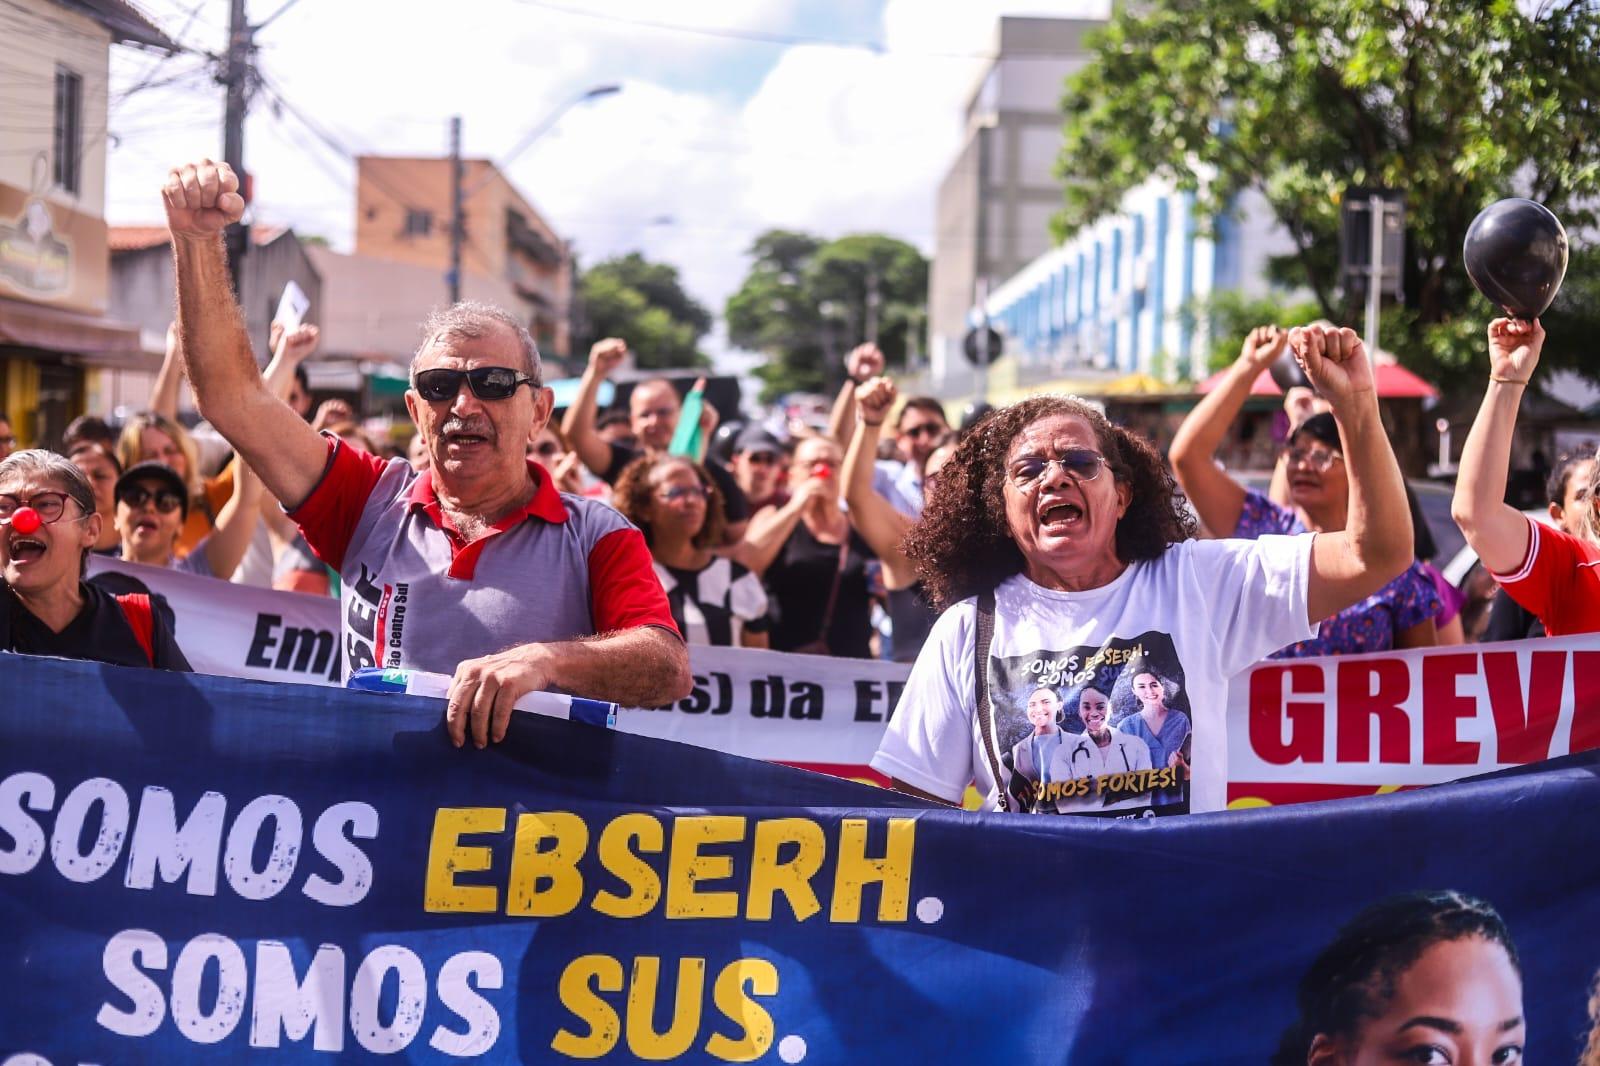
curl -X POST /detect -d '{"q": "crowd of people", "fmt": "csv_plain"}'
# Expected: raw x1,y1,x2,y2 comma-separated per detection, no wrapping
2,157,1598,819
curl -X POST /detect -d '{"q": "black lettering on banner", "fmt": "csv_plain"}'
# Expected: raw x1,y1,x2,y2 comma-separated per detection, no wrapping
245,613,280,668
277,626,335,676
345,565,386,673
678,673,734,715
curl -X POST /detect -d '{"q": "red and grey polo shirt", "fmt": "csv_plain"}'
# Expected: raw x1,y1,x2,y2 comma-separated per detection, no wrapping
289,437,679,680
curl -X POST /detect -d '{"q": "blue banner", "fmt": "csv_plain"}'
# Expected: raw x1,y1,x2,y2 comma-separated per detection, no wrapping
2,651,1598,1064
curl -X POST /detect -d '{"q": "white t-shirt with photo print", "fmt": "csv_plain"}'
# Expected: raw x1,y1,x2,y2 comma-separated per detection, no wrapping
870,534,1316,815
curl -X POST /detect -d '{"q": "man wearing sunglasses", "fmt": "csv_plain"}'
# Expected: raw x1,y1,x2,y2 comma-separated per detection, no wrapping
162,158,690,748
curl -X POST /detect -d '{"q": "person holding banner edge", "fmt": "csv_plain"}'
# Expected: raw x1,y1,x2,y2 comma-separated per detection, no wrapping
872,325,1414,814
160,158,690,747
1453,317,1600,637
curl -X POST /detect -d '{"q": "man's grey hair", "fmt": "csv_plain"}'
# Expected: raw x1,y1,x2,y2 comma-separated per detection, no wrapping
0,449,96,519
411,301,542,385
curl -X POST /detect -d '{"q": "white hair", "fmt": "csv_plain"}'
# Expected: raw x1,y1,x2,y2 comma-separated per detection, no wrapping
411,301,541,383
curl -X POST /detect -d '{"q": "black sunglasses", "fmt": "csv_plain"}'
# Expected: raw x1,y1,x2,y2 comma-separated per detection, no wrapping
413,367,537,403
118,486,185,513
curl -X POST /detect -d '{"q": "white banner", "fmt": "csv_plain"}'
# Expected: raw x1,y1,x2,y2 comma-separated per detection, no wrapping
1225,634,1600,804
88,557,343,686
86,559,910,781
90,560,1600,807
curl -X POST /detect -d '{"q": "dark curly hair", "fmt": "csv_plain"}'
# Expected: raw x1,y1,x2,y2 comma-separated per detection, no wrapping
612,453,725,551
903,396,1196,611
1270,891,1520,1066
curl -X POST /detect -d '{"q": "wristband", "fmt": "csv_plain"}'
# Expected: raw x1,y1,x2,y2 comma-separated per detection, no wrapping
1490,376,1530,386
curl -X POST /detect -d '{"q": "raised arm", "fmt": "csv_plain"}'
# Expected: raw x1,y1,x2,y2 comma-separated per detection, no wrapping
149,324,185,421
1169,326,1286,537
445,626,691,748
1450,318,1544,575
826,343,884,445
199,459,264,579
163,160,326,508
561,338,627,476
261,322,318,404
1293,326,1414,623
738,490,811,576
845,377,917,589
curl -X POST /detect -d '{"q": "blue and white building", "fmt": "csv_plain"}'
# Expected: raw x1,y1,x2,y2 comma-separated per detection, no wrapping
958,179,1294,399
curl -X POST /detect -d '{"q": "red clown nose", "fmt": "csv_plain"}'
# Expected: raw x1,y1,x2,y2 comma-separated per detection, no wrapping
10,507,41,535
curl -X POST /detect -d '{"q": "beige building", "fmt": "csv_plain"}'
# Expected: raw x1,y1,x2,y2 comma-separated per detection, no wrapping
0,0,172,445
926,16,1103,396
353,156,572,358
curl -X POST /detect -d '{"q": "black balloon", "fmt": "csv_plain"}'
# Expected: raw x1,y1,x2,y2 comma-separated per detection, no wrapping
1463,198,1568,319
1268,347,1311,391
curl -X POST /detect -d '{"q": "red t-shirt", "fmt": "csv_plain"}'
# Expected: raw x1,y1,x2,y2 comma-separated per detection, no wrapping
1492,516,1600,637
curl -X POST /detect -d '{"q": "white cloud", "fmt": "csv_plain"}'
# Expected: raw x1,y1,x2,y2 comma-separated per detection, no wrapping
102,0,1111,362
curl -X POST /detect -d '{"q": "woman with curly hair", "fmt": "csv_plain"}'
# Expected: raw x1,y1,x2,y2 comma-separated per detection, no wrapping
870,325,1415,814
1271,891,1522,1066
613,454,769,648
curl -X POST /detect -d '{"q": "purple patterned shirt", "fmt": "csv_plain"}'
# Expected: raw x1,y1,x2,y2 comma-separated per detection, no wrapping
1235,490,1440,658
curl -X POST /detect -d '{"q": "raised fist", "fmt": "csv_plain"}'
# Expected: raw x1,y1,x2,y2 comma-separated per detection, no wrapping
162,159,244,241
855,376,898,426
846,343,884,383
1237,325,1287,372
277,323,320,364
587,338,628,377
1287,325,1373,406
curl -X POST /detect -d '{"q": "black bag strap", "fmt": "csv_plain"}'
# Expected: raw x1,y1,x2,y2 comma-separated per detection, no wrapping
973,588,1011,812
811,540,849,651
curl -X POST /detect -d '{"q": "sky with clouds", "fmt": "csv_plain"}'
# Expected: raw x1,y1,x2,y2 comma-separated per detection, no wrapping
104,0,1108,358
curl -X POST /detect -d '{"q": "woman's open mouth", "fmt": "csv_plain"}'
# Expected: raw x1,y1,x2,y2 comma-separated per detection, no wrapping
1039,501,1085,530
6,536,47,564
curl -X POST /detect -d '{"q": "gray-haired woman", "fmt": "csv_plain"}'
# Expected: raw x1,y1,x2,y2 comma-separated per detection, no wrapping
0,449,190,670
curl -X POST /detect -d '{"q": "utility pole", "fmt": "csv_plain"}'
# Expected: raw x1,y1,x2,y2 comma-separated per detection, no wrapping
448,115,463,305
221,0,251,295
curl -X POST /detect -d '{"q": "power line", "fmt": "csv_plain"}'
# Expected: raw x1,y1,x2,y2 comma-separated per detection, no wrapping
507,0,1001,59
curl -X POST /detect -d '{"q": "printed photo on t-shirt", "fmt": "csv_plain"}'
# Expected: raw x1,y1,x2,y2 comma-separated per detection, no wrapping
988,631,1192,817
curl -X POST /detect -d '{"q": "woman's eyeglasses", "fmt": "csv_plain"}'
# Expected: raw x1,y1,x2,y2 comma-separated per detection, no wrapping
413,367,537,402
531,441,562,458
117,486,185,513
657,484,709,503
0,491,82,525
1007,449,1106,488
1284,444,1342,472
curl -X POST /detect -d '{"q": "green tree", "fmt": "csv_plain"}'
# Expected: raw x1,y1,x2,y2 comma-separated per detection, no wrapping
725,230,929,400
1055,0,1600,389
573,253,711,369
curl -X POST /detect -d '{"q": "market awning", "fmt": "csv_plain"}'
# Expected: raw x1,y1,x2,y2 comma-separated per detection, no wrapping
1196,364,1437,399
0,297,149,370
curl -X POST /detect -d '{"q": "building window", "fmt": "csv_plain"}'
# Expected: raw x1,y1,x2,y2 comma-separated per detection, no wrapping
404,209,434,237
53,67,82,194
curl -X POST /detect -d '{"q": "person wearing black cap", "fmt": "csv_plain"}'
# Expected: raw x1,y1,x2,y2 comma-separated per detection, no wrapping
0,449,190,670
114,459,263,580
1170,328,1439,657
730,425,789,513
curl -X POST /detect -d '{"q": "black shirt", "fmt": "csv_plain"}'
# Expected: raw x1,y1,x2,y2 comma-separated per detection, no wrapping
0,580,192,671
766,520,875,658
1484,586,1544,642
603,442,751,524
888,583,939,663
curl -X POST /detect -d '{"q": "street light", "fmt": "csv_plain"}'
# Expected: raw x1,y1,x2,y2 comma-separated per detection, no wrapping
447,83,622,303
475,83,622,194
